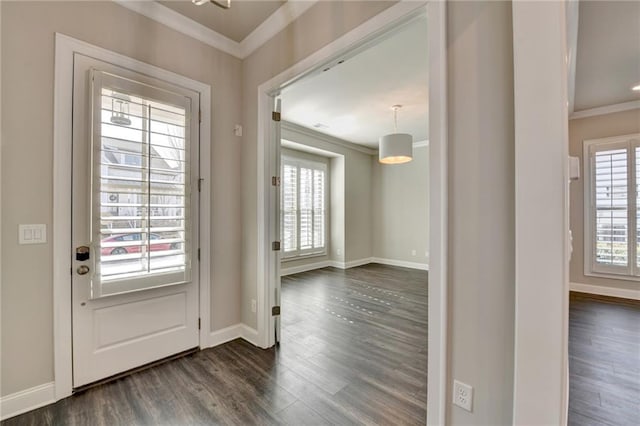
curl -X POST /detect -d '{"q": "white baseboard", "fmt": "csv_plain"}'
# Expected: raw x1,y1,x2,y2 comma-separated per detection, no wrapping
281,260,331,276
281,257,429,273
206,323,244,348
0,382,55,421
329,257,373,269
342,258,374,269
371,257,429,271
240,324,259,346
570,282,640,300
206,323,260,349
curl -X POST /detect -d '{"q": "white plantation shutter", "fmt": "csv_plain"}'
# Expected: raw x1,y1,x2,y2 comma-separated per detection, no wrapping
91,70,194,298
299,167,314,250
594,148,628,267
585,134,640,279
281,156,327,257
282,164,297,253
313,169,325,249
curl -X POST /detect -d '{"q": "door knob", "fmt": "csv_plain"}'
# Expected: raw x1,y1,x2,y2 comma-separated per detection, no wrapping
77,265,90,275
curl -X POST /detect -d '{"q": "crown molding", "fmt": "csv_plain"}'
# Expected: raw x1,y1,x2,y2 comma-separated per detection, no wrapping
113,0,319,60
239,1,318,58
569,100,640,120
282,121,377,156
114,0,242,57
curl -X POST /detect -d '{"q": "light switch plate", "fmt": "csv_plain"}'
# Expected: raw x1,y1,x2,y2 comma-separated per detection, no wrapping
19,224,47,244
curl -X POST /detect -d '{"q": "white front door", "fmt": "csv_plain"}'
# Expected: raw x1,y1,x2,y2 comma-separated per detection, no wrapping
71,54,200,387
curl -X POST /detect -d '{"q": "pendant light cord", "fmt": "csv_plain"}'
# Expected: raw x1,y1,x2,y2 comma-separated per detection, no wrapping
392,104,401,133
394,108,398,133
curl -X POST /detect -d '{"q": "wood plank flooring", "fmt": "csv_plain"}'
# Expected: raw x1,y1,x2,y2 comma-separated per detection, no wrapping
3,264,428,425
568,292,640,426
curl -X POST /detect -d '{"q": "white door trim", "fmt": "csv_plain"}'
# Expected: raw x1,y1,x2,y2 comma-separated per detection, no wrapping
254,1,448,424
426,2,448,424
53,33,212,401
512,2,569,424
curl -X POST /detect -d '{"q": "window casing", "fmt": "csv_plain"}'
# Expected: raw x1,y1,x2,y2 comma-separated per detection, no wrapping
281,156,327,259
584,134,640,280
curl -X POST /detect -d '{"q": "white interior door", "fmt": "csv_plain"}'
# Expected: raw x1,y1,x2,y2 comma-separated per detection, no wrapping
71,54,200,387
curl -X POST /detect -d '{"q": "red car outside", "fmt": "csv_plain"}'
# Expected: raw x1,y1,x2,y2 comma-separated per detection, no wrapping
101,233,178,255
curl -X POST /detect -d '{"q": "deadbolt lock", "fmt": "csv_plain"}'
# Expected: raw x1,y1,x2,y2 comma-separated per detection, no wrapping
76,246,90,261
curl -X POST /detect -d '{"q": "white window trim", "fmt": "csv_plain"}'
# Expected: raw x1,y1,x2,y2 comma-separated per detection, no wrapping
583,133,640,282
281,155,328,259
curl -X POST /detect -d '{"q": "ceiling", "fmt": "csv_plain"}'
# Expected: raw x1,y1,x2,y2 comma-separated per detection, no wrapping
160,0,285,42
280,14,428,149
574,1,640,111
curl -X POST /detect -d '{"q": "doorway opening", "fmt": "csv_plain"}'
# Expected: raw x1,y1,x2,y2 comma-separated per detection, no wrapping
255,2,448,424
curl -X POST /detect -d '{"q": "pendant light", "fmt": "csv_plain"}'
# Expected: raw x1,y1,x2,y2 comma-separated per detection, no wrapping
379,105,413,164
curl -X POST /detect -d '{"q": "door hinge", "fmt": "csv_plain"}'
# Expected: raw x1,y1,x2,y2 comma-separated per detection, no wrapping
198,178,203,192
271,176,281,186
198,318,201,330
197,248,201,261
272,241,281,251
272,111,281,122
199,109,202,123
272,306,281,316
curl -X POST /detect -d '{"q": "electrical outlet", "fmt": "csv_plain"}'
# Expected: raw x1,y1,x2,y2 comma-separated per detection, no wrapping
411,249,417,256
453,380,473,412
336,248,342,256
251,299,257,313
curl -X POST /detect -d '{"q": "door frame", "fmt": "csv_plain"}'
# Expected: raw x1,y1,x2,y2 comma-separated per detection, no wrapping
511,2,570,423
52,33,212,400
254,1,449,424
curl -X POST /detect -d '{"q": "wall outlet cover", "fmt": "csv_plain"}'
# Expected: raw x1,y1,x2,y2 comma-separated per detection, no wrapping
453,380,473,412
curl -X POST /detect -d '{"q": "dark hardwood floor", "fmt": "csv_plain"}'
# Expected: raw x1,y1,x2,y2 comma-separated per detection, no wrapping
3,264,428,425
568,292,640,426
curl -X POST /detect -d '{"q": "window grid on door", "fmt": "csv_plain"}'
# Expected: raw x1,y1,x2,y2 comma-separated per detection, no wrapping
91,70,193,298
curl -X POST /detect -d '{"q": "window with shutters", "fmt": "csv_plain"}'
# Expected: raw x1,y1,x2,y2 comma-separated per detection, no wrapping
91,70,196,297
584,134,640,280
281,156,327,258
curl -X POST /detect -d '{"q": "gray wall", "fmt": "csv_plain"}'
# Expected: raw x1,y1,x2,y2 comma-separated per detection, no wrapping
569,109,640,292
447,1,515,423
1,0,243,396
372,146,429,264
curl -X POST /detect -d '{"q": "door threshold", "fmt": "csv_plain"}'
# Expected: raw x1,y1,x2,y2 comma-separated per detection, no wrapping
72,347,199,394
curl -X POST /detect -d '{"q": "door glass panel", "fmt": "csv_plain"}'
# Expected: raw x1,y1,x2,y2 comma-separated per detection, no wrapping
91,71,192,298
